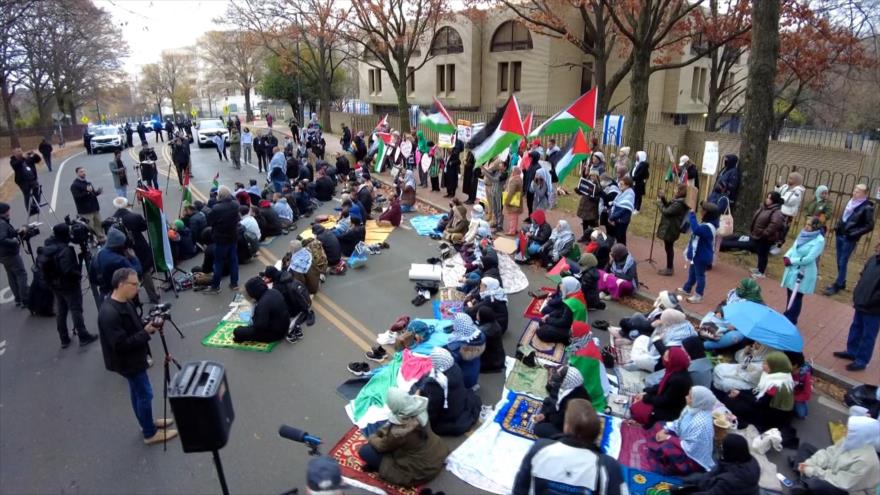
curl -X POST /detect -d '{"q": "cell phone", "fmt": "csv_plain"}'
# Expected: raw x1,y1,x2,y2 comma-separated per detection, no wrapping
776,473,793,487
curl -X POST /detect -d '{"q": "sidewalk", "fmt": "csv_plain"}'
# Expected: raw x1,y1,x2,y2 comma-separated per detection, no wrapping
258,125,878,386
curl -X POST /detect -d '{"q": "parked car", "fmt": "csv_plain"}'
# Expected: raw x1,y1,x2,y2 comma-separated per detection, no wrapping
196,118,229,148
89,125,124,153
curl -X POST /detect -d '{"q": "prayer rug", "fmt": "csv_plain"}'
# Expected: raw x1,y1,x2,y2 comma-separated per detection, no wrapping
493,391,543,440
408,214,445,236
298,216,394,245
617,422,655,470
522,288,556,320
201,320,278,352
493,236,517,255
504,360,549,399
828,421,847,444
439,287,464,302
441,253,529,294
546,258,571,283
328,426,424,495
432,300,463,320
517,320,566,365
613,335,634,365
622,467,681,495
297,216,338,241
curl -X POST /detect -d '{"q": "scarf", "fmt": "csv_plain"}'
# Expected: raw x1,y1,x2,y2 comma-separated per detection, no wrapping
430,348,454,408
658,347,690,394
735,278,764,304
556,366,585,408
386,387,429,427
795,227,821,247
559,276,581,299
402,170,416,191
842,416,880,452
814,185,828,203
842,197,866,222
479,277,507,302
611,253,635,280
450,313,481,343
550,220,575,259
754,352,794,411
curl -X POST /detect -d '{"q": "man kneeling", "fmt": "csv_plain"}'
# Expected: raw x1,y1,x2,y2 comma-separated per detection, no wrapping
233,276,290,343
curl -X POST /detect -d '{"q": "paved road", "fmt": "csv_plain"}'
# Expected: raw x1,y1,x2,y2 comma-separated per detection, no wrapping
0,139,846,494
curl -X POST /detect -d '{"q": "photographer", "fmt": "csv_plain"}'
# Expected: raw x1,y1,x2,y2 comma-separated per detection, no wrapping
170,133,191,186
138,144,159,188
38,223,99,348
0,202,29,308
111,197,161,304
94,228,142,300
9,147,40,212
70,167,106,243
97,267,178,445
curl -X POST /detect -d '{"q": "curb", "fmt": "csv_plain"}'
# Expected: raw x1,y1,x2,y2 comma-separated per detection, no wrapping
371,172,862,392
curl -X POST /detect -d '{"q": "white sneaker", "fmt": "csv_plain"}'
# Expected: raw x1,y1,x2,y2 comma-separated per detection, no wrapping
770,247,781,256
676,287,690,295
632,210,640,216
376,331,396,345
599,292,611,301
749,268,761,274
751,272,766,279
687,294,703,303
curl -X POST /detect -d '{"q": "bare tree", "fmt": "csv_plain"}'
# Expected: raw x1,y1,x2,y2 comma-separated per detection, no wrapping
700,0,751,131
139,63,165,117
0,0,33,145
158,51,196,117
199,30,265,122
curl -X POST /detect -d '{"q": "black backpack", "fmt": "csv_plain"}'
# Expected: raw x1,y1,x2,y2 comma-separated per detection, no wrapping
37,246,63,286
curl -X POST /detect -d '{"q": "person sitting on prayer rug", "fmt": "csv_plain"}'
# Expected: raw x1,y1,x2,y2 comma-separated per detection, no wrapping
715,351,796,436
476,306,505,373
533,366,591,439
630,346,692,427
445,313,486,390
673,433,761,495
538,219,576,268
536,277,587,345
410,348,481,437
464,276,509,334
645,385,717,476
442,199,470,244
233,277,290,343
575,253,605,311
597,243,638,300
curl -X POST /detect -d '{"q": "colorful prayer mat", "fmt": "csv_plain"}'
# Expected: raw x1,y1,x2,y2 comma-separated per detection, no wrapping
494,390,543,440
522,288,556,320
517,320,566,364
328,426,424,495
504,360,549,399
409,214,445,236
621,467,681,495
439,287,465,302
617,422,656,470
432,300,463,320
298,216,394,245
201,320,278,352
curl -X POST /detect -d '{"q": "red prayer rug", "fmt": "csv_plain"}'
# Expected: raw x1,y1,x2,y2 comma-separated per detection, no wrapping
328,426,425,495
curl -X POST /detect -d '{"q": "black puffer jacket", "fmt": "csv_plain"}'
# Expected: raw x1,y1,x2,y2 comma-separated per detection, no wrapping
40,237,81,291
689,458,761,495
413,364,481,437
578,266,602,310
208,198,240,243
70,178,100,214
237,278,289,342
0,217,20,257
313,225,341,265
854,253,880,315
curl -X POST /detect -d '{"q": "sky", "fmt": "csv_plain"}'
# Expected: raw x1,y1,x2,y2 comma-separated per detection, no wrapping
95,0,232,75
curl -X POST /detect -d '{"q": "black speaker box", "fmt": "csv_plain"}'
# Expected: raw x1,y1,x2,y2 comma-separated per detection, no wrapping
169,361,235,453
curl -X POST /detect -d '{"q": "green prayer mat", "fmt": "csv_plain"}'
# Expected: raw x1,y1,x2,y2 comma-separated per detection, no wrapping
201,320,279,352
505,359,549,399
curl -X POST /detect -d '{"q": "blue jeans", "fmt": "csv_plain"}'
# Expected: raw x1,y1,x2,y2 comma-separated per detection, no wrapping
401,204,415,213
211,241,239,289
794,401,808,419
834,235,857,289
784,289,804,324
115,186,128,199
846,309,880,367
527,242,542,256
126,371,157,438
704,329,744,350
683,261,708,296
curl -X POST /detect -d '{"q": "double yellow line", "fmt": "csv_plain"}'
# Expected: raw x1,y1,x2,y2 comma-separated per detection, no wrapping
130,145,378,352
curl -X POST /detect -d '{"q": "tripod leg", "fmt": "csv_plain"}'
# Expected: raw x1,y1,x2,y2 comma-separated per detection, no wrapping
212,450,231,495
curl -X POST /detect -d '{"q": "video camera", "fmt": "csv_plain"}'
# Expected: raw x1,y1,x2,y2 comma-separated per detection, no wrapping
18,222,41,242
148,302,173,327
64,214,94,246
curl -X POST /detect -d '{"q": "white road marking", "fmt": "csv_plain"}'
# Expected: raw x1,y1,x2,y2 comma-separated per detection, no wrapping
50,150,86,211
0,340,6,356
0,287,13,304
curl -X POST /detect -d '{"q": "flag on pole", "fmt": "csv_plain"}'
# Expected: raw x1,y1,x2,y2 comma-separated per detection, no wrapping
468,96,525,167
602,114,625,146
212,172,220,189
181,171,193,205
549,128,590,182
373,132,392,172
140,188,174,273
374,114,388,131
519,112,534,154
529,87,597,137
418,98,456,134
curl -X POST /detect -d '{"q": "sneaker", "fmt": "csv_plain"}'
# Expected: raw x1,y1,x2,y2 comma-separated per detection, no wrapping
229,284,240,291
770,246,781,256
347,362,369,376
285,330,304,344
832,351,854,360
749,268,761,275
687,294,703,303
751,272,765,279
79,332,99,347
365,345,388,363
376,331,397,346
305,310,316,326
599,292,611,301
202,287,222,295
676,287,690,295
154,418,175,429
144,429,179,445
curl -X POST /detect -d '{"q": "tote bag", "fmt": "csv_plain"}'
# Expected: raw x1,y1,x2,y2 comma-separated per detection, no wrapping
502,190,522,207
718,204,734,237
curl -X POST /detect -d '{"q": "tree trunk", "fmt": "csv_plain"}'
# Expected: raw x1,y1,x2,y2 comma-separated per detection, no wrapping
1,82,20,148
705,52,721,132
625,47,652,152
318,75,332,131
243,85,253,122
394,57,410,134
594,53,610,117
735,0,780,233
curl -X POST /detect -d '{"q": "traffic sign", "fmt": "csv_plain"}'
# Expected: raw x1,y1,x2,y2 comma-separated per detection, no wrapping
190,109,198,117
223,105,229,115
81,116,89,124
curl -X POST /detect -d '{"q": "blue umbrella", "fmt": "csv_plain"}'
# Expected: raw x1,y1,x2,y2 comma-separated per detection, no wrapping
722,300,804,352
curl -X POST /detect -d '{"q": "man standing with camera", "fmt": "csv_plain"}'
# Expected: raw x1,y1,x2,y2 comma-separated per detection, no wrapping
98,267,178,445
0,202,29,308
70,166,106,243
111,197,161,304
9,147,40,212
138,144,159,189
39,224,98,348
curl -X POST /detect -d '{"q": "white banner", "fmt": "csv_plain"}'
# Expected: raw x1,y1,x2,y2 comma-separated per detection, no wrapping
702,141,719,175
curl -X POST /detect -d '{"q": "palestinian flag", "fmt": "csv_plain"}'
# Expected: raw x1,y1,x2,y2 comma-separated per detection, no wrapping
140,188,174,273
419,98,456,134
569,338,610,411
212,172,220,189
468,96,525,167
182,171,193,205
373,132,392,173
549,128,590,182
518,112,534,154
374,114,388,131
530,87,597,137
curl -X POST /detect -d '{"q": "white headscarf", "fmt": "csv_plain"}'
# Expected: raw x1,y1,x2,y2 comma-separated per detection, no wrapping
403,169,416,190
549,220,575,259
636,150,647,163
559,276,580,298
479,276,507,302
430,347,454,408
386,387,429,427
842,416,880,452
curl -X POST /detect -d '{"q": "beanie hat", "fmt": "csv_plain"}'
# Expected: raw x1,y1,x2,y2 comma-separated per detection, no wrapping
53,223,70,242
105,228,126,249
578,253,598,269
173,219,185,230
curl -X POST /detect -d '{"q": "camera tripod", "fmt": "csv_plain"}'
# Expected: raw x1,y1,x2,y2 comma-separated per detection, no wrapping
151,306,185,452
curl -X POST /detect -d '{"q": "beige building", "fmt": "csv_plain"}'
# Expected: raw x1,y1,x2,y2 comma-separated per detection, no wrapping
357,9,747,129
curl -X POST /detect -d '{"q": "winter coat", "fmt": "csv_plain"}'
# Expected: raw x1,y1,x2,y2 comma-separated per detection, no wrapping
776,184,805,217
513,437,628,495
108,160,128,189
709,156,742,205
578,266,603,309
641,370,692,422
657,198,689,242
314,226,342,266
185,210,207,245
685,212,716,266
749,204,786,242
236,286,290,342
414,364,481,436
537,386,591,435
446,332,486,390
10,155,38,185
113,208,155,272
0,218,21,258
98,298,151,377
378,198,402,227
781,234,825,294
207,198,241,244
835,200,875,241
802,442,880,495
479,320,506,372
40,237,81,292
687,458,761,495
368,419,449,487
853,254,880,315
466,298,509,334
576,176,601,223
70,178,100,214
337,224,365,257
503,173,524,215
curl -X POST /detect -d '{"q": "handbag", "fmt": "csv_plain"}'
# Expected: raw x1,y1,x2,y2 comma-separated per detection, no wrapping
718,204,734,236
502,190,522,207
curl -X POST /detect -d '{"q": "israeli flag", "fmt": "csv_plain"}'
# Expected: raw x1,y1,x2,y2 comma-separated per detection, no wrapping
602,114,625,147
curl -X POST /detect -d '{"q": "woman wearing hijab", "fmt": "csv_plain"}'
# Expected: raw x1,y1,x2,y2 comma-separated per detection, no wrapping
444,140,462,198
631,150,649,213
676,433,761,495
377,192,402,227
476,306,505,372
531,161,555,211
537,276,587,345
781,216,825,324
533,366,591,439
607,176,635,245
576,253,605,311
285,240,320,294
803,185,832,232
540,219,575,267
589,151,606,176
445,313,486,389
412,348,481,437
357,388,449,487
646,386,716,476
415,131,429,188
443,198,470,243
465,276,509,333
576,168,602,241
503,165,524,236
521,209,552,260
711,340,771,390
774,171,806,254
598,243,639,300
791,415,880,495
400,170,417,213
717,351,795,433
630,347,693,426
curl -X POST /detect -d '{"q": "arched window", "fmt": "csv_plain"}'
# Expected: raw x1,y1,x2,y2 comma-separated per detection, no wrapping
490,21,533,52
430,27,464,55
